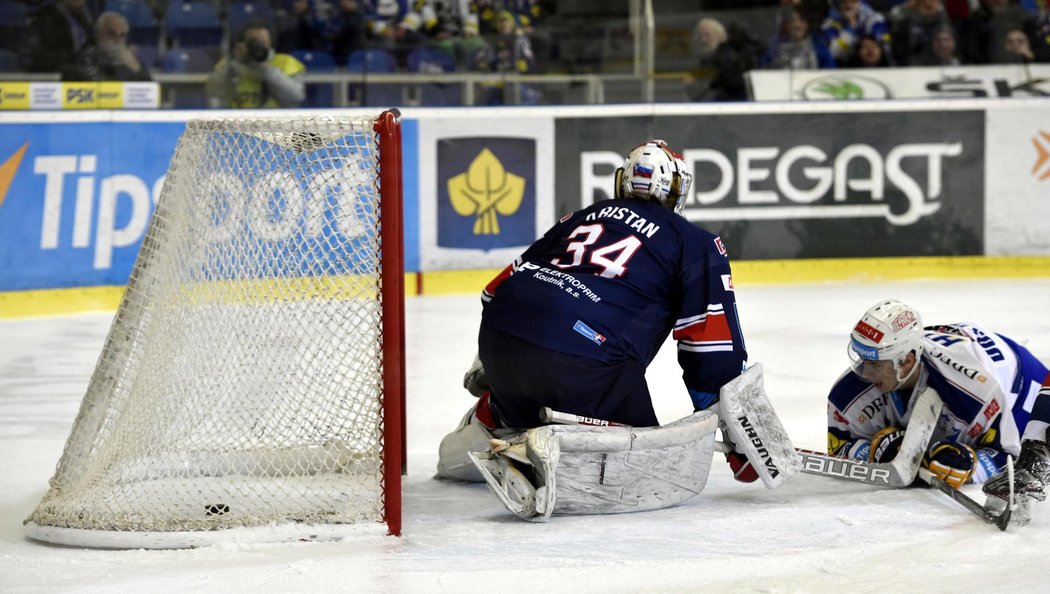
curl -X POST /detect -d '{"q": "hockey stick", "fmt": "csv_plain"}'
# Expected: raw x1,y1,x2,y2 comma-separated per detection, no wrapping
794,387,944,488
544,396,1014,529
541,408,628,427
916,467,1011,531
545,386,935,488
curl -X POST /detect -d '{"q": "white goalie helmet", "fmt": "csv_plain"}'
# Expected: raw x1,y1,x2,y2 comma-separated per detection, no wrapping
847,299,924,387
615,140,693,214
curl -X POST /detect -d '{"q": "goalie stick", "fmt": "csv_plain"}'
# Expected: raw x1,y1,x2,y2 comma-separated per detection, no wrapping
541,409,928,489
546,386,938,488
541,408,628,427
546,392,1015,529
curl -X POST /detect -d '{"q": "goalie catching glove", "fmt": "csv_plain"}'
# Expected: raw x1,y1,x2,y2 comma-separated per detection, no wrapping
922,441,976,489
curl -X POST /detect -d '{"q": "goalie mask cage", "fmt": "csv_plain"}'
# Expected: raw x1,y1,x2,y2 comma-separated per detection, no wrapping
24,111,405,548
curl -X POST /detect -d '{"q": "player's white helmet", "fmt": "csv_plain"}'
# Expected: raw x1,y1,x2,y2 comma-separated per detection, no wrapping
847,299,923,388
614,140,693,214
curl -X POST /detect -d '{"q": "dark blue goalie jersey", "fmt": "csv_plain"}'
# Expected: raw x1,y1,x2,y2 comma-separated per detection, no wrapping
480,198,748,408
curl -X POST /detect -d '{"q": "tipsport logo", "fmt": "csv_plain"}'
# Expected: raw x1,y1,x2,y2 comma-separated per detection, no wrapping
1,145,164,270
1033,130,1050,182
437,137,535,250
0,143,28,210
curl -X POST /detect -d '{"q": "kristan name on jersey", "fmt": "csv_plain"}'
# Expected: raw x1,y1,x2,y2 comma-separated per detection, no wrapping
585,206,661,238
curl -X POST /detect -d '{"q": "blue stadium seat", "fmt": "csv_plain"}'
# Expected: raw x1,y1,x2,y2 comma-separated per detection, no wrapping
0,0,27,50
105,0,159,46
290,50,336,107
406,46,455,73
346,48,398,73
136,44,159,70
105,0,154,26
165,1,223,47
346,48,402,107
291,49,336,70
0,48,21,72
160,47,216,108
406,46,461,107
0,0,26,23
160,47,216,73
227,0,274,37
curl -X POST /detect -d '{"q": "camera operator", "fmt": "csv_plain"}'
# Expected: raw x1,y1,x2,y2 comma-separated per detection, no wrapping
207,21,306,108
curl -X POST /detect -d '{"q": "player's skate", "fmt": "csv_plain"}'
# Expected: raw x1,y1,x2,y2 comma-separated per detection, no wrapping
983,439,1050,526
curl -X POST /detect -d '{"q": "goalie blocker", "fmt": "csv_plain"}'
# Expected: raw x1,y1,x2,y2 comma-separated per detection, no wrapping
469,363,800,521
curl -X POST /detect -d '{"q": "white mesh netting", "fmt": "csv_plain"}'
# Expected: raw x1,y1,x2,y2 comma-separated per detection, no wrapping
25,115,399,544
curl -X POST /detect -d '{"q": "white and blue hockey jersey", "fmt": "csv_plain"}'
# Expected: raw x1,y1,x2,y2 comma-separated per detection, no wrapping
827,323,1050,483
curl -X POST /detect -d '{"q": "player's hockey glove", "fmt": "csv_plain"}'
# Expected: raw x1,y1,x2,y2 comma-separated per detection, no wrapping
983,439,1050,503
463,353,491,398
869,426,905,463
923,441,976,489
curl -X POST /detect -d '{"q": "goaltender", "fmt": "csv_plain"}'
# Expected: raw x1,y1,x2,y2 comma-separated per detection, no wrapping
436,139,757,490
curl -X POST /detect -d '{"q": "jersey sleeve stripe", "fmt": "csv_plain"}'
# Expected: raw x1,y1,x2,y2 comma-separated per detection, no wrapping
673,304,733,345
481,262,518,301
678,341,735,353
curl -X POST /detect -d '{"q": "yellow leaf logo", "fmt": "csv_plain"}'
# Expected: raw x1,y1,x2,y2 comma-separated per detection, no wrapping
447,148,524,235
0,142,29,210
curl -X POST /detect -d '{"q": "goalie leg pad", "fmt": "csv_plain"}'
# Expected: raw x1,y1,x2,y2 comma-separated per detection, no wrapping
470,410,718,521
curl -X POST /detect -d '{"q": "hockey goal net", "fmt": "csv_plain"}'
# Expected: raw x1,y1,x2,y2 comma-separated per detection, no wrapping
24,111,405,548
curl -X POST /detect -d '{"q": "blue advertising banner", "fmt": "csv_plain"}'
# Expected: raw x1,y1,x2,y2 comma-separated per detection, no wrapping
0,116,421,293
0,121,183,291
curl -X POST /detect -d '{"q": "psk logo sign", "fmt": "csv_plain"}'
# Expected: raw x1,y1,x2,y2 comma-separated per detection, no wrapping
67,88,94,104
1033,130,1050,182
437,137,535,250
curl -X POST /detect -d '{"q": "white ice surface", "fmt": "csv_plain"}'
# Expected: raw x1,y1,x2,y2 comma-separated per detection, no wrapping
2,278,1049,593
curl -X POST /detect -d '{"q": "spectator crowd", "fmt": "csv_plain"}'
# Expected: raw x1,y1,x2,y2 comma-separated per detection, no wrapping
5,0,547,106
688,0,1050,101
2,0,1048,107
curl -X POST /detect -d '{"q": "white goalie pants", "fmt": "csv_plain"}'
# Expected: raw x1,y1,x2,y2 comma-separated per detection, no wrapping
436,399,521,482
